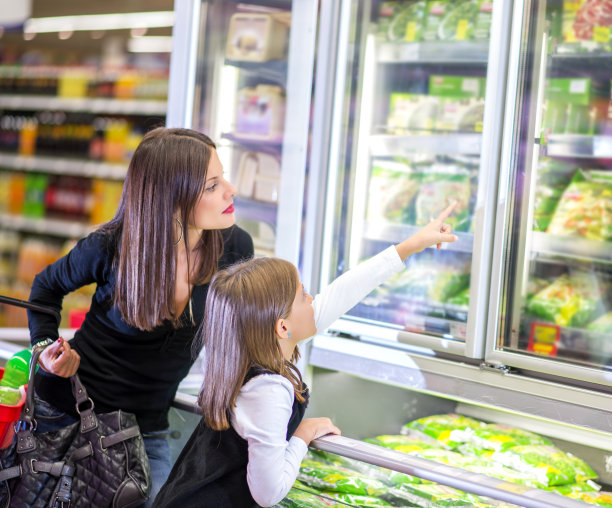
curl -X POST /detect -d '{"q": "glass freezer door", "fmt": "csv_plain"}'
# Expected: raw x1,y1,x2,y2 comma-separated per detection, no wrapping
168,0,317,263
487,0,612,386
316,0,508,358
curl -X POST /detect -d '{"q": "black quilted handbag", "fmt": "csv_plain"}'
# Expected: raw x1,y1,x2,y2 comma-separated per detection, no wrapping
0,302,151,507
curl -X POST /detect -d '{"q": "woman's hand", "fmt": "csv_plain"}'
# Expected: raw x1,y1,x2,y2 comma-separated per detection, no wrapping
293,417,341,446
395,201,459,260
38,338,80,377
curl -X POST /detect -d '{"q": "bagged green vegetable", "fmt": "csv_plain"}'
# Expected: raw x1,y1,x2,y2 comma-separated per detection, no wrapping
586,312,612,333
320,490,392,507
306,450,394,485
366,434,448,451
569,490,612,507
546,169,612,241
366,160,419,224
453,423,554,452
401,414,484,448
277,487,344,507
298,460,387,497
526,273,602,327
545,480,601,496
491,445,598,487
532,159,576,232
387,483,478,507
446,287,469,307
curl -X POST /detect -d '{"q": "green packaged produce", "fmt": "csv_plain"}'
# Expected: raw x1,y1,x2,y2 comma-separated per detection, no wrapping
532,159,577,232
545,480,601,496
454,423,554,452
586,312,612,333
367,160,419,224
387,483,477,507
437,0,480,40
387,93,439,134
320,491,391,507
526,273,601,327
491,445,598,487
422,1,450,41
446,287,470,307
383,1,428,42
307,450,394,485
546,169,612,241
472,0,493,41
569,490,612,507
277,487,344,507
298,460,388,497
402,414,484,447
366,434,448,451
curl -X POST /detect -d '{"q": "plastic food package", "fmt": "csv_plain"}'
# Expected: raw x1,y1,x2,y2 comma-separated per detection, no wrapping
387,482,478,507
562,0,612,51
401,414,484,448
452,423,554,452
526,272,603,327
387,93,439,134
306,450,393,485
234,85,286,141
414,164,471,232
586,311,612,333
546,169,612,241
276,487,343,507
491,445,598,487
366,160,419,224
319,491,392,507
378,1,428,42
297,460,388,497
225,12,289,62
569,490,612,507
532,159,577,232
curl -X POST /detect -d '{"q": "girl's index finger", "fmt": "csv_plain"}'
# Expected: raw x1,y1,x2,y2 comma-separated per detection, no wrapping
436,201,459,222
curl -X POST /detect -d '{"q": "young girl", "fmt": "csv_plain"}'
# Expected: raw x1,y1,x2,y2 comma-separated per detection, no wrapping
153,203,458,508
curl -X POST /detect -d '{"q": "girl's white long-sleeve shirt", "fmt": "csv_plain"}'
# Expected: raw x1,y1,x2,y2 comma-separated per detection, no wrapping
230,246,405,506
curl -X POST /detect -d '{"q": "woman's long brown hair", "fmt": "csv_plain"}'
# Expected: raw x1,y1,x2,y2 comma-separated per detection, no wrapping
98,127,223,330
196,257,306,431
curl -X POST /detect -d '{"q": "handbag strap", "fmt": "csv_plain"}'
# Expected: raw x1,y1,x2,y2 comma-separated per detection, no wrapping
16,346,99,453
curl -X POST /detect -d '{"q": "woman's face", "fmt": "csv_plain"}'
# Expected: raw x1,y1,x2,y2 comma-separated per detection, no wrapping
190,148,237,231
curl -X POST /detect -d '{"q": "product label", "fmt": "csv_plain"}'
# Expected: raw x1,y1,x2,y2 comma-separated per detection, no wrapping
528,322,560,356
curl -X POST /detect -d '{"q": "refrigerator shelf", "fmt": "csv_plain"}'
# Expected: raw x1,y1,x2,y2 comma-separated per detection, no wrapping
220,132,283,153
0,213,93,238
223,59,287,85
234,196,277,227
363,222,474,253
0,153,127,180
543,134,612,159
531,232,612,264
369,133,482,156
377,41,490,64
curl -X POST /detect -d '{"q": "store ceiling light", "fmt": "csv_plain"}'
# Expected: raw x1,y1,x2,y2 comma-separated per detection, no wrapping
127,36,173,53
24,11,174,34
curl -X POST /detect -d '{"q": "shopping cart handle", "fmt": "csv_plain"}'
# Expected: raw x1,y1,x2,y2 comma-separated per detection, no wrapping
0,295,61,325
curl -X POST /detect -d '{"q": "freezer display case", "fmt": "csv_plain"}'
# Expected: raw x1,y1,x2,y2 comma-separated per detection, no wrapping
313,0,506,358
167,0,318,262
486,0,612,387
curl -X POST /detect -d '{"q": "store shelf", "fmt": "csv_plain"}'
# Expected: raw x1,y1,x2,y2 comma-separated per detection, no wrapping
0,95,167,115
224,59,287,84
221,132,283,153
377,41,490,64
0,213,93,238
544,134,612,159
369,133,482,156
234,196,277,226
0,153,127,180
531,232,612,264
364,222,474,253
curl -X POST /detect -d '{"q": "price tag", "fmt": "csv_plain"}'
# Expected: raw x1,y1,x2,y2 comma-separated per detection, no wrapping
527,322,560,356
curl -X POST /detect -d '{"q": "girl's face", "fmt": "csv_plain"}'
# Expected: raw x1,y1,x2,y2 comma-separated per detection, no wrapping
284,275,316,346
190,149,237,231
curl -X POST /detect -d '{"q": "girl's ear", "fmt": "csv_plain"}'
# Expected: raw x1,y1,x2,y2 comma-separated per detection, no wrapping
275,318,289,339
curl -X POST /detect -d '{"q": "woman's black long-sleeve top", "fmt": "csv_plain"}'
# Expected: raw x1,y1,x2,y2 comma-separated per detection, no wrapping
27,226,254,433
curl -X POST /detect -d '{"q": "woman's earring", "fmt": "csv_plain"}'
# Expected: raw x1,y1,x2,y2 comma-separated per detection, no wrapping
287,332,291,338
174,217,183,246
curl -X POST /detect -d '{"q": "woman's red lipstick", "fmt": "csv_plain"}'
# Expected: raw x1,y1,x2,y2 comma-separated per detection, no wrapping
223,204,234,214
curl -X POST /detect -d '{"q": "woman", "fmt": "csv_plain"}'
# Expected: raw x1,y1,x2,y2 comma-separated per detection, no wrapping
26,127,254,506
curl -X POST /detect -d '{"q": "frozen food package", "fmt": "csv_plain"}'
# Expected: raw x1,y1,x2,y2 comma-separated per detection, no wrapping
422,0,450,41
436,0,480,41
366,159,419,224
532,159,577,232
366,433,449,451
446,287,470,307
387,482,479,507
225,12,289,62
568,490,612,507
561,0,612,51
472,0,494,41
491,445,598,487
586,311,612,333
401,413,484,447
318,491,392,507
414,164,471,231
526,272,602,327
378,0,427,42
452,423,554,452
297,460,388,496
306,449,394,485
387,93,439,134
436,98,485,132
277,486,343,507
546,480,602,496
546,169,612,241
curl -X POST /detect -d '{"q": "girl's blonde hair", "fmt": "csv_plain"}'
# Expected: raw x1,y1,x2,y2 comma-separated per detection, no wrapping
196,257,306,431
